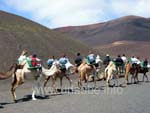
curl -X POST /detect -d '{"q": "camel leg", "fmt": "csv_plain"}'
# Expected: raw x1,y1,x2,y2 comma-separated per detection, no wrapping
44,76,50,87
11,81,19,103
142,74,145,82
95,72,100,80
134,71,138,83
43,76,51,94
111,74,117,87
78,80,81,90
93,73,97,88
78,74,82,90
136,71,139,83
85,76,89,90
106,80,110,87
143,74,145,82
52,77,57,93
125,71,129,84
146,74,149,82
143,73,148,82
106,70,112,87
65,75,72,87
115,74,119,87
131,75,133,84
60,77,63,92
11,73,21,103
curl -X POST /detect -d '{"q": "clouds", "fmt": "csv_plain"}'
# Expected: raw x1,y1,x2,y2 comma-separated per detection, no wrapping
111,0,150,17
1,0,150,28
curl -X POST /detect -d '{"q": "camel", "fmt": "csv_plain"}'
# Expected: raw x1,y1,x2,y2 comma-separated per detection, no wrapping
11,59,75,102
124,62,140,84
43,60,73,93
104,61,118,86
0,64,17,80
11,62,44,102
77,59,97,90
125,62,149,84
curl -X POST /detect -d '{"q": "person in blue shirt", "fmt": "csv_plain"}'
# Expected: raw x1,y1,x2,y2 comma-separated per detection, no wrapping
59,54,68,72
87,51,96,65
47,56,55,69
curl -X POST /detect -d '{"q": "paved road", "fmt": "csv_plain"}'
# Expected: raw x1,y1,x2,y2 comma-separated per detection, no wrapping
0,74,150,113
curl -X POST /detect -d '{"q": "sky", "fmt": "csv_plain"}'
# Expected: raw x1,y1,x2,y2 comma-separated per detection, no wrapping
0,0,150,29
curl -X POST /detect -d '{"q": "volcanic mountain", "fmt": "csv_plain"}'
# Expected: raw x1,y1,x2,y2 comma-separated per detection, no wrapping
0,11,91,70
55,15,150,58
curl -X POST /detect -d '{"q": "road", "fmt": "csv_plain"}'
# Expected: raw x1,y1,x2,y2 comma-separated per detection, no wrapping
0,73,150,113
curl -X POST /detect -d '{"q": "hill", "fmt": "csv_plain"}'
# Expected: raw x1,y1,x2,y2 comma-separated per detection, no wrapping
55,15,150,58
0,11,91,71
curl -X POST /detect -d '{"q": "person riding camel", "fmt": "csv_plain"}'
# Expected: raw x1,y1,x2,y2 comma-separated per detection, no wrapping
114,55,124,74
103,54,111,67
59,54,68,72
121,54,127,64
141,58,149,72
74,53,83,67
142,58,148,68
130,56,141,64
31,54,41,68
130,56,141,68
115,55,124,65
47,55,55,69
87,51,96,65
18,50,28,66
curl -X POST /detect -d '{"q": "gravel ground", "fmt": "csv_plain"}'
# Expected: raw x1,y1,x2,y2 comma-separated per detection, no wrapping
0,73,150,113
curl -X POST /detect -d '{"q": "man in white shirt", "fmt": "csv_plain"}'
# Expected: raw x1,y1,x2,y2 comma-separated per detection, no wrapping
121,54,127,64
18,50,27,65
131,56,141,64
131,56,138,64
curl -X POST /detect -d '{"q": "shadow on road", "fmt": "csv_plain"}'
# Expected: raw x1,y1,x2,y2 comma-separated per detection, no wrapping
14,95,50,103
0,102,14,109
0,105,4,109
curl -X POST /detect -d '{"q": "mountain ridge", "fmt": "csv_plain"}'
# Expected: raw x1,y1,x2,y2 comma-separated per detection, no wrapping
0,11,91,70
55,15,150,45
55,15,150,58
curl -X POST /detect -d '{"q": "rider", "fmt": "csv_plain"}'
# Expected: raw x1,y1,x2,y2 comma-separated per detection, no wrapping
31,54,41,68
47,56,55,69
18,50,27,65
115,55,124,65
121,54,127,64
87,51,96,65
143,58,148,68
130,56,141,64
142,58,149,72
115,55,124,74
59,54,68,72
103,54,111,67
74,53,83,67
130,56,141,68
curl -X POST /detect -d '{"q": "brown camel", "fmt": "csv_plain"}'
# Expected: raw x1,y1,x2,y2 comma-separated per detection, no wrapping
77,60,97,90
43,61,73,93
124,62,139,84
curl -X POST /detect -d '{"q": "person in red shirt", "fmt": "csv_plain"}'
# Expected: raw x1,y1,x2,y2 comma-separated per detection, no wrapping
31,54,41,67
